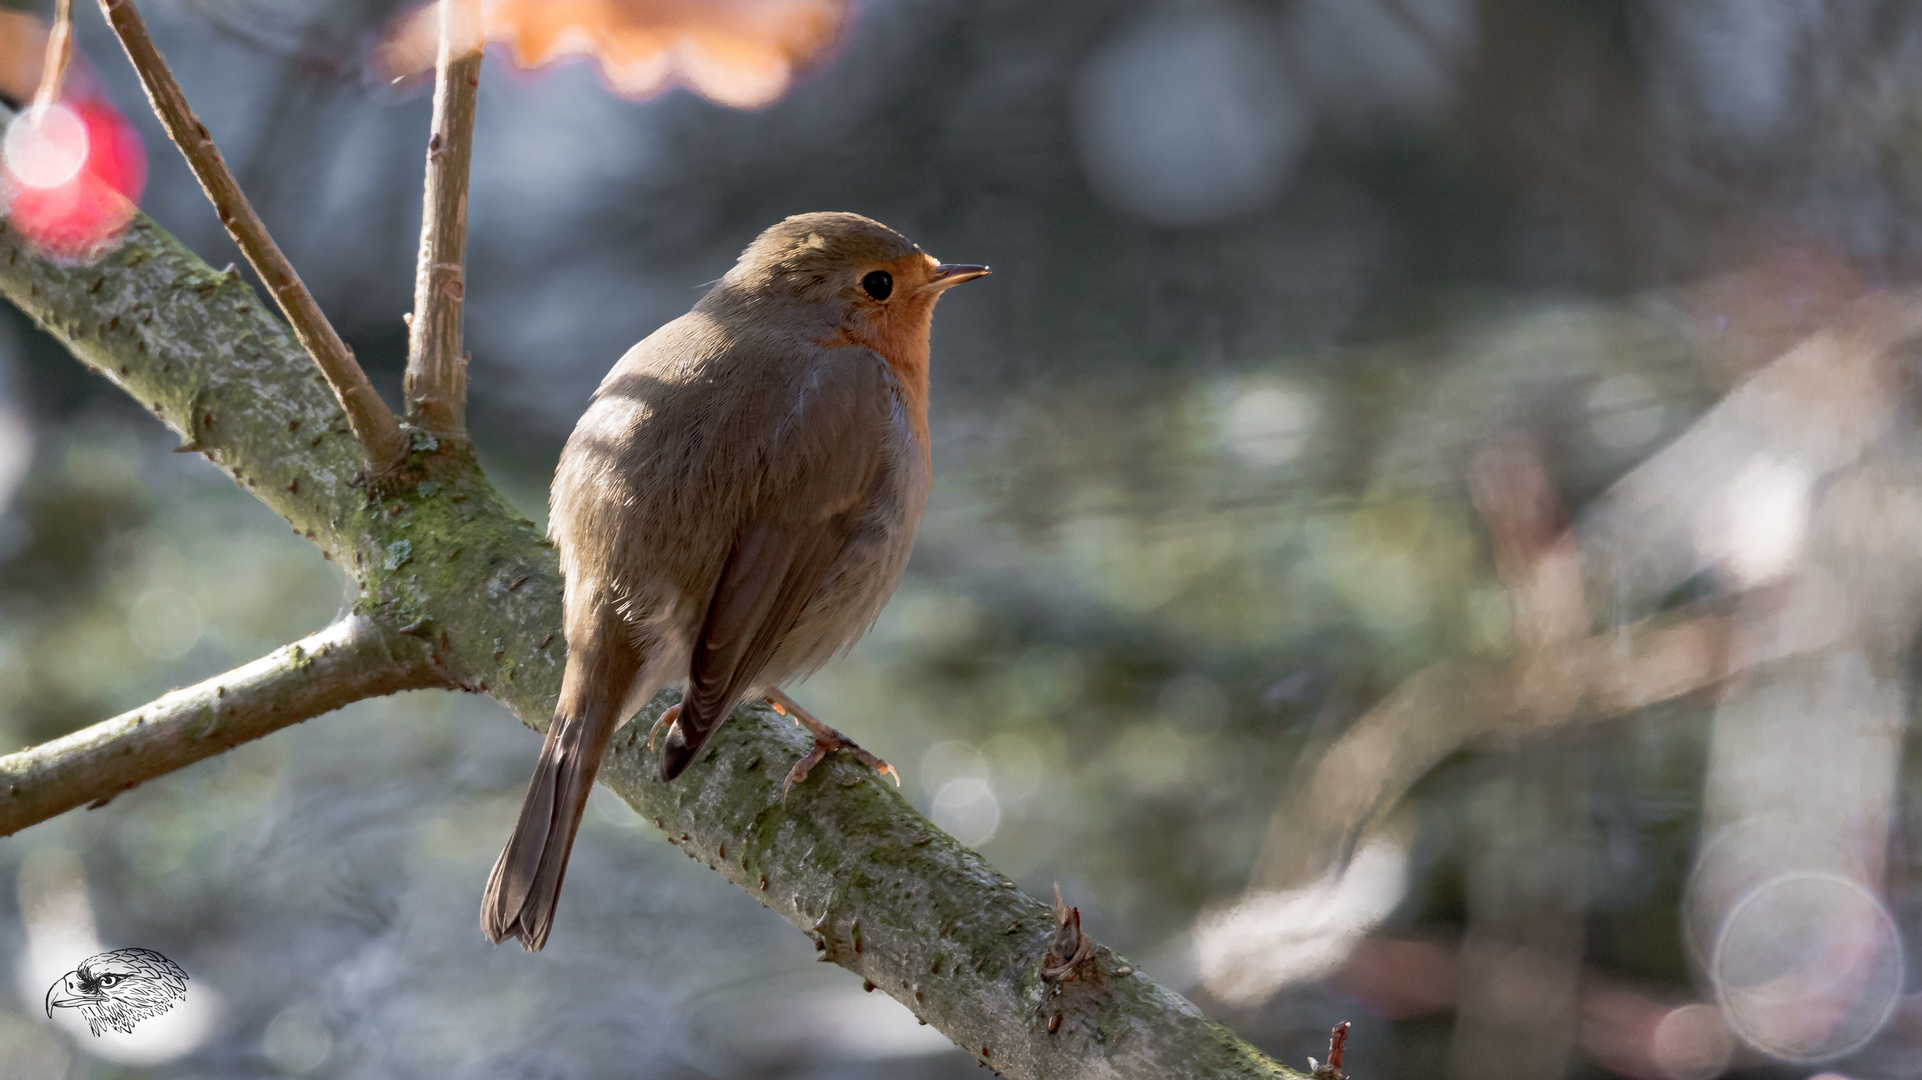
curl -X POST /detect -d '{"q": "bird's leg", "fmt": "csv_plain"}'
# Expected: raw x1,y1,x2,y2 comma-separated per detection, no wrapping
765,689,899,797
645,703,682,752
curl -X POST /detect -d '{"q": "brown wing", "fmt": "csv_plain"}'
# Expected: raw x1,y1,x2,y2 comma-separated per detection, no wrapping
659,349,889,780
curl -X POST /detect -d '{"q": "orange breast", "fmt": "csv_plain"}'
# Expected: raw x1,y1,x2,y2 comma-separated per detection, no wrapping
821,296,935,471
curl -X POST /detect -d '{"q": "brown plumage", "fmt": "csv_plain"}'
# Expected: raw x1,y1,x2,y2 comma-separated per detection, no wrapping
482,212,987,951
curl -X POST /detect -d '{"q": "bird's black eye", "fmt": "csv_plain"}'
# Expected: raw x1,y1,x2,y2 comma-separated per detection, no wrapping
95,974,120,987
861,270,893,301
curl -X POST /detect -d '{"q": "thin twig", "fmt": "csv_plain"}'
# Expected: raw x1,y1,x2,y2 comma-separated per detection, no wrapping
404,0,482,437
31,0,74,112
0,618,445,836
95,0,410,474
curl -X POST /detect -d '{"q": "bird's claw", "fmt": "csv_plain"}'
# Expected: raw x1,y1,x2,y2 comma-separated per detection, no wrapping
782,746,827,799
646,703,681,752
765,690,895,799
780,725,897,799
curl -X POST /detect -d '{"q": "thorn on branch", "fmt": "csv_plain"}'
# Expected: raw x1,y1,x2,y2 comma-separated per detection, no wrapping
1040,883,1094,981
1308,1021,1351,1080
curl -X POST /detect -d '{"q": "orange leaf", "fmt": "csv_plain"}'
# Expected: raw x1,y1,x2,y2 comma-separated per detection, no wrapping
377,0,850,109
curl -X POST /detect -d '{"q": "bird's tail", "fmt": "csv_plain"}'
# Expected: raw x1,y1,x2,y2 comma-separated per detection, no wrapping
481,695,623,952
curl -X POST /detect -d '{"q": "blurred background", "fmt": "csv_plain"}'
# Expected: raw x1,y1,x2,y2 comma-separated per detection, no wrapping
1,0,1921,1077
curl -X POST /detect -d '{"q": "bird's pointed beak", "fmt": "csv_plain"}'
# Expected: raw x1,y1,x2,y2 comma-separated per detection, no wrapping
923,263,990,292
46,973,85,1016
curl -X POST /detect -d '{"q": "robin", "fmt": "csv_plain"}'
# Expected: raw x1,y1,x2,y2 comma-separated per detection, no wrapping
482,212,987,951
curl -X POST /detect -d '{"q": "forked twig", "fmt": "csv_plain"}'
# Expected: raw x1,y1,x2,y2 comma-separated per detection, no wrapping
96,0,410,474
404,0,482,437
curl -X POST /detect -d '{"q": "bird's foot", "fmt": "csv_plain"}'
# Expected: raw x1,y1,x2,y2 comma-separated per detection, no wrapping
766,690,899,798
646,703,682,752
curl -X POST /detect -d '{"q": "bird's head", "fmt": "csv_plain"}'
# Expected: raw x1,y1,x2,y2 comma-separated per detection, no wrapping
45,948,188,1036
715,211,987,355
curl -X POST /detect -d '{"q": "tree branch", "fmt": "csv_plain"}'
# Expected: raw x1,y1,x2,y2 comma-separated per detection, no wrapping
94,0,410,474
403,0,482,438
607,696,1298,1079
0,616,445,834
0,187,1302,1077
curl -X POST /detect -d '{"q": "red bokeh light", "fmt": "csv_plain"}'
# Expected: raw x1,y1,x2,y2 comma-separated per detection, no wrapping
3,94,146,262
